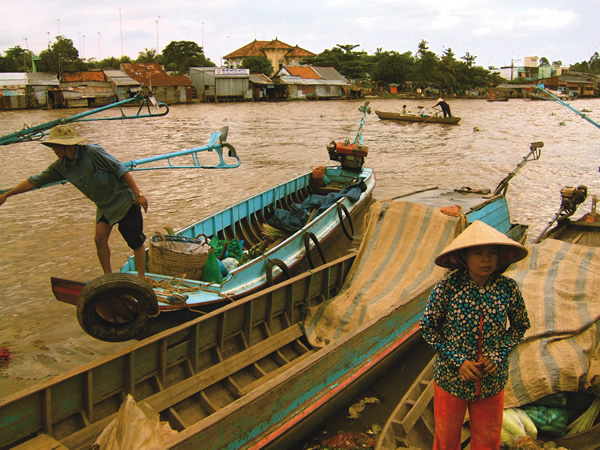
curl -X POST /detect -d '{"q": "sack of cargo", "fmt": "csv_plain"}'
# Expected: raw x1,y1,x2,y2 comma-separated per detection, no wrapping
148,233,210,279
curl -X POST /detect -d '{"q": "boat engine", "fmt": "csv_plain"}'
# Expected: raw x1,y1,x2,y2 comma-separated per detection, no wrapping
558,185,588,219
326,140,368,171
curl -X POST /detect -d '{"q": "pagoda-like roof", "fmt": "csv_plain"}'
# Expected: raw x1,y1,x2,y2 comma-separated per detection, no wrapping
224,38,315,59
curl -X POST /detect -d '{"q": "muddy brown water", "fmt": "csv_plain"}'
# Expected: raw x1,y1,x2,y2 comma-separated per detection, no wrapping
1,98,599,442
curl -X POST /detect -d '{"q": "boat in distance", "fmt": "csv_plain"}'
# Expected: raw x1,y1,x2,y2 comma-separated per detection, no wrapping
375,110,461,124
0,143,541,449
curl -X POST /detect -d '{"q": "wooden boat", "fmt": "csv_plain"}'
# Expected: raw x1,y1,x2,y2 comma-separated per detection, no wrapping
377,184,600,450
51,104,376,342
0,143,539,449
534,185,600,245
375,110,461,124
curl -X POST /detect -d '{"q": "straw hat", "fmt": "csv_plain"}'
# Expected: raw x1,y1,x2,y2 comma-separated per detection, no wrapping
435,220,528,269
42,125,86,146
437,98,444,102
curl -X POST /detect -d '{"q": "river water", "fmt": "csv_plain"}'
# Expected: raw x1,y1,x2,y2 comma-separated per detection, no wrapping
1,98,599,430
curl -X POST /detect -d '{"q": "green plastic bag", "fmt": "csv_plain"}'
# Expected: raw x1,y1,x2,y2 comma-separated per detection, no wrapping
522,404,568,437
201,249,223,283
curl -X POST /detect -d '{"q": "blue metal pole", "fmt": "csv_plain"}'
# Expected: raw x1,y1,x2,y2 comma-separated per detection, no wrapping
536,84,600,130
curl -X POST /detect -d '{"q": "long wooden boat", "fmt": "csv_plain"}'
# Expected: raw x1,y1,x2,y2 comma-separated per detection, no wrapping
375,110,461,124
534,185,600,246
0,143,536,449
50,106,375,342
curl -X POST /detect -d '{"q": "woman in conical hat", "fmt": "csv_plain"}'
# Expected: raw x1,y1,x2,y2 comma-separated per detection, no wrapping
420,220,531,449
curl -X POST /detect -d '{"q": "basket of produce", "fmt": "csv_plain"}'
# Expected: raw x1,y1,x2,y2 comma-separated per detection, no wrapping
148,233,210,279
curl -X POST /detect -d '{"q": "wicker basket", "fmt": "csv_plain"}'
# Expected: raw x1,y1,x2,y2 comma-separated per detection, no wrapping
148,234,209,279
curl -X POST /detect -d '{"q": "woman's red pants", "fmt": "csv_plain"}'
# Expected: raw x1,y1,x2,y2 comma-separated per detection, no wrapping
433,382,504,450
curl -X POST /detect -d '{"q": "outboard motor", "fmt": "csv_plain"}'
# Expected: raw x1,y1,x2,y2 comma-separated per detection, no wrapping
326,140,369,171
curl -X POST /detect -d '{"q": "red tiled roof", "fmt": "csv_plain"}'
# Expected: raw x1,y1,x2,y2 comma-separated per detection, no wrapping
120,63,191,87
224,38,315,59
285,66,321,79
63,71,107,82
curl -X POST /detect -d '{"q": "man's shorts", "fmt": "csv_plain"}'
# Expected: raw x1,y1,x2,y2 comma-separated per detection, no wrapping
99,205,146,250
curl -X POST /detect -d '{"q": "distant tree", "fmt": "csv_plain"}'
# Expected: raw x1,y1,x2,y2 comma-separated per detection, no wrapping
438,48,458,94
369,49,414,87
161,40,214,75
303,44,369,80
241,55,273,76
461,52,476,68
411,40,440,90
552,60,563,67
137,48,159,63
37,36,84,77
0,45,29,71
539,57,550,66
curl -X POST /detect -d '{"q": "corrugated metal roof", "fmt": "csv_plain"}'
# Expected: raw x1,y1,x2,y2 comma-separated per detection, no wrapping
121,63,191,87
277,75,349,86
104,70,140,86
248,73,273,84
25,73,60,86
63,71,107,82
285,66,321,79
0,73,27,86
312,67,348,82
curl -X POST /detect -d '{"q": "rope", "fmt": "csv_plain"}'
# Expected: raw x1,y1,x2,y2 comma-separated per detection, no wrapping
147,276,235,314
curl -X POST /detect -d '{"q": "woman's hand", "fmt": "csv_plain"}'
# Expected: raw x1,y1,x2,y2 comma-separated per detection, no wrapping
459,360,482,382
459,357,497,382
480,356,497,374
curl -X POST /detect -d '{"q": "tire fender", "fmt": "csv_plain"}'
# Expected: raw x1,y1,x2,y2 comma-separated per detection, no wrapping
77,273,158,342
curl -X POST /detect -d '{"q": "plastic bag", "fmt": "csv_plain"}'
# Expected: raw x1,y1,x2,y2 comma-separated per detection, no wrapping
93,394,177,449
522,404,568,437
501,408,538,447
201,249,223,283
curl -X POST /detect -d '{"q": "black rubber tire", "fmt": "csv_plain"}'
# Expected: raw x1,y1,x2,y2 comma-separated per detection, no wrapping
266,259,293,286
77,273,159,342
337,203,355,240
304,232,327,269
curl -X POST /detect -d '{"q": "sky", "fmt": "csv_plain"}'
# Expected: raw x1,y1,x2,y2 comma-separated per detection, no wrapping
1,0,598,69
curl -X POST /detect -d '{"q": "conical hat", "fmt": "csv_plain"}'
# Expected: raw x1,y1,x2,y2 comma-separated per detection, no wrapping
435,220,528,269
42,125,86,146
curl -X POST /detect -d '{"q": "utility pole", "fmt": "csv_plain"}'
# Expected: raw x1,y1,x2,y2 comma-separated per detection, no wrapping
119,8,123,58
510,58,521,80
98,32,101,60
156,16,160,53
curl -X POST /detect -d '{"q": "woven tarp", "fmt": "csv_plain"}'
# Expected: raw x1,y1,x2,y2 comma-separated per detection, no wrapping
504,238,600,408
304,200,467,348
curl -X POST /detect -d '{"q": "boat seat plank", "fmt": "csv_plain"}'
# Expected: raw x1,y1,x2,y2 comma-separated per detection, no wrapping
61,324,305,449
12,433,68,449
401,379,434,433
239,349,316,395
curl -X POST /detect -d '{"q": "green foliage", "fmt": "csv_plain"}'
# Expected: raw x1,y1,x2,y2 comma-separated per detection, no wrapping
241,55,273,76
136,48,159,63
161,40,214,74
570,52,600,74
35,36,85,76
302,44,370,80
0,45,30,71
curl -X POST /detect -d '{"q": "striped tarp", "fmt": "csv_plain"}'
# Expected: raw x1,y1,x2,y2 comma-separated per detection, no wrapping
504,238,600,408
304,200,466,348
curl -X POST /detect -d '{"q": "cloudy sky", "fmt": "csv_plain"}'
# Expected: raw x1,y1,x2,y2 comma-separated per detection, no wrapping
2,0,598,69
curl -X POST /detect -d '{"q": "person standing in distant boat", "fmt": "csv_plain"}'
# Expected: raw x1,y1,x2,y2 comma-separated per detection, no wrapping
0,125,149,279
420,220,530,450
433,98,452,118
